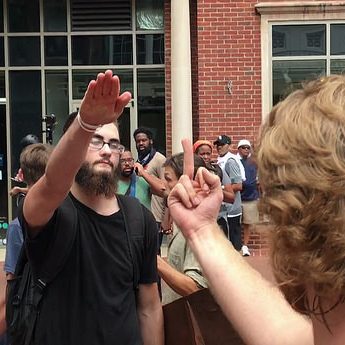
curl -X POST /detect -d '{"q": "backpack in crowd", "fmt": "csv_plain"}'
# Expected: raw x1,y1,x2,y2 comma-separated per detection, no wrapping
6,194,145,345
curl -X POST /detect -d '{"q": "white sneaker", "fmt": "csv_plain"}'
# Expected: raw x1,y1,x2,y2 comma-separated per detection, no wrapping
241,245,250,256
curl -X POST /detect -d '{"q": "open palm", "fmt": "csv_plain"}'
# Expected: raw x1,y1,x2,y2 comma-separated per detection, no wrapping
79,70,132,126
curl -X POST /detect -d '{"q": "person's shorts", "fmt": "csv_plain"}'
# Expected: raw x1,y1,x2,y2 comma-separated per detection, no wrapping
241,200,259,225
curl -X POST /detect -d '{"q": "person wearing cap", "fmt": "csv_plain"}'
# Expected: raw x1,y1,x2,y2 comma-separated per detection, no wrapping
214,135,244,251
237,139,259,256
213,135,245,180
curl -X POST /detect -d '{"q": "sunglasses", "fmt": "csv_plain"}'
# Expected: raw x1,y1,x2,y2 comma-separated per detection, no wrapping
239,146,250,150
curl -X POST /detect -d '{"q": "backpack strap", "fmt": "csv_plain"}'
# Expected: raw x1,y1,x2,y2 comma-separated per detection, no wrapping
8,195,78,345
116,194,145,290
32,194,78,288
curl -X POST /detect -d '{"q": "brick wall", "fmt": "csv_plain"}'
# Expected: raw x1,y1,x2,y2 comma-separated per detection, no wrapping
165,0,268,255
165,0,263,153
193,0,262,153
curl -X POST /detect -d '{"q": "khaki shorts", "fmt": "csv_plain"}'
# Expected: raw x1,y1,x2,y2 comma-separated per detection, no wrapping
241,200,259,225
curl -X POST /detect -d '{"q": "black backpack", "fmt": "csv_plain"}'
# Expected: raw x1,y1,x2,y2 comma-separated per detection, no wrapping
6,194,145,345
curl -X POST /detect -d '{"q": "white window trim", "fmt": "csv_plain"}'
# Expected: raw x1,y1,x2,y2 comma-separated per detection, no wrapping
256,1,345,121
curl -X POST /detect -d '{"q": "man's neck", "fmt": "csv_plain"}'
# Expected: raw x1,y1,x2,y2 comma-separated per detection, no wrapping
119,175,131,183
70,183,119,215
219,151,230,158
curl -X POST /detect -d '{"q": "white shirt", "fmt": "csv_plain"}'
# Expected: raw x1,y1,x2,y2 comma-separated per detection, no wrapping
217,152,246,181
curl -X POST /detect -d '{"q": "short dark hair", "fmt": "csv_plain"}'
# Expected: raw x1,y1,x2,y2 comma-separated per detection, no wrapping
163,153,206,180
20,143,53,186
133,127,153,140
20,134,40,151
63,111,119,134
63,111,79,134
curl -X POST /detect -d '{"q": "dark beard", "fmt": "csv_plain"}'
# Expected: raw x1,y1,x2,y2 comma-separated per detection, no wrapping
137,145,152,161
121,167,134,178
75,161,119,197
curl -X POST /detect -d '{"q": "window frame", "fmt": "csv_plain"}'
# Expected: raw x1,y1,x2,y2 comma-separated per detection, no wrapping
256,2,345,121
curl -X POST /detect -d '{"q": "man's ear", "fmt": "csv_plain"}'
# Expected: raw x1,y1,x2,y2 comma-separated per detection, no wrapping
150,139,153,145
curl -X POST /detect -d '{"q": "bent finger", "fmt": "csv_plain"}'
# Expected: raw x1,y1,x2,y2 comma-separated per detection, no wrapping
168,180,195,209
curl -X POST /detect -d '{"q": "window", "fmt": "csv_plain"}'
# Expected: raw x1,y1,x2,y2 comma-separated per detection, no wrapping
256,2,345,119
2,0,166,222
136,0,164,30
43,0,67,32
271,23,345,106
136,34,164,64
72,35,133,65
8,0,39,32
137,69,165,155
9,37,41,66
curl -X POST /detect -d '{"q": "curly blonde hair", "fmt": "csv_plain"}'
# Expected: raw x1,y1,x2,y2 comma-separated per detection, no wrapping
258,75,345,316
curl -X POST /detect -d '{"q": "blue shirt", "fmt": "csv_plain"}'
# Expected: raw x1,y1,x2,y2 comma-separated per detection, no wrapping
4,217,23,274
240,157,259,201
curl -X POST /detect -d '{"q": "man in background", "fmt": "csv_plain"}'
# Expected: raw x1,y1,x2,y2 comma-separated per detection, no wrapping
1,143,52,345
117,150,164,210
237,139,259,256
133,128,166,250
5,143,53,279
214,135,243,250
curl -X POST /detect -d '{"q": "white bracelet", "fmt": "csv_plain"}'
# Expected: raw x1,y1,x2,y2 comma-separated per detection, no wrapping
76,113,101,133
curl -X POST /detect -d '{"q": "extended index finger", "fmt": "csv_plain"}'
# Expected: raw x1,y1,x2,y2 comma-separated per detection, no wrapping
182,138,194,180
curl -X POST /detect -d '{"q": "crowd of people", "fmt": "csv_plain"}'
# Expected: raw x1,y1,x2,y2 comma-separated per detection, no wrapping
1,70,345,345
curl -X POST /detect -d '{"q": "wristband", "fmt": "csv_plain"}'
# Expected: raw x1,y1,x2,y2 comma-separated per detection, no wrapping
77,113,101,133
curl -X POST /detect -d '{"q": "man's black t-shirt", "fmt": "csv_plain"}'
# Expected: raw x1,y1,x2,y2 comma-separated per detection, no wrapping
20,194,158,345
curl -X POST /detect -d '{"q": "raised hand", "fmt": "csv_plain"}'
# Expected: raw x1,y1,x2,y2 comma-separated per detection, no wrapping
168,139,223,240
134,162,144,176
79,70,132,127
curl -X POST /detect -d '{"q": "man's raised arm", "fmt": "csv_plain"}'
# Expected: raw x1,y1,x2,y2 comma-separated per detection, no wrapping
23,70,131,234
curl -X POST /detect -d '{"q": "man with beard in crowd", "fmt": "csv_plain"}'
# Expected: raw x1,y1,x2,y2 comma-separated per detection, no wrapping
117,150,164,211
133,128,166,250
19,70,163,345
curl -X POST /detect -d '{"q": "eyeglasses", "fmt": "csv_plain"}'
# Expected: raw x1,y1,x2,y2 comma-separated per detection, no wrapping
120,158,134,164
239,146,250,150
89,136,125,153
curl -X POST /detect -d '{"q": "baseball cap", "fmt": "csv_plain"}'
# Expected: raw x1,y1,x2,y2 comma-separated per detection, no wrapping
213,135,231,145
237,139,251,149
193,140,212,153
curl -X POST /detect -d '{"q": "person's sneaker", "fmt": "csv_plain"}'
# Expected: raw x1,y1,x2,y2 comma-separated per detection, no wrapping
241,245,250,256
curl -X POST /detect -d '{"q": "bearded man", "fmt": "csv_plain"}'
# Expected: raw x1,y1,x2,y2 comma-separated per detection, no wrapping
19,71,164,345
133,127,166,251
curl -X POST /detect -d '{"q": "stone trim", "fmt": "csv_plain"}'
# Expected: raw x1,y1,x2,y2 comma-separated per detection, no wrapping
256,1,345,15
